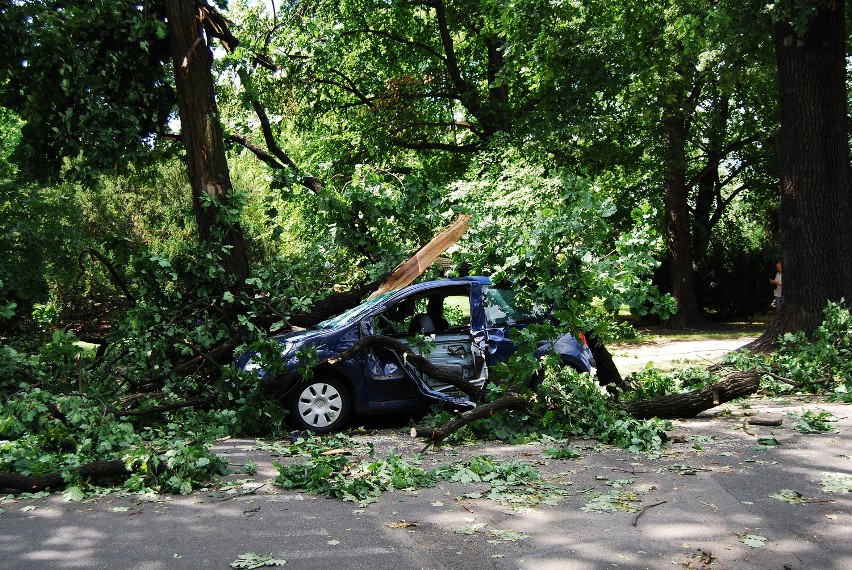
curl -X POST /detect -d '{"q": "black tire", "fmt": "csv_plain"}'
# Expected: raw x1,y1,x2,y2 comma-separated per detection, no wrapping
288,376,351,434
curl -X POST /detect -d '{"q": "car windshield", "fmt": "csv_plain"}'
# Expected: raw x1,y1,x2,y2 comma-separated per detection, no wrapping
483,286,545,325
315,292,394,329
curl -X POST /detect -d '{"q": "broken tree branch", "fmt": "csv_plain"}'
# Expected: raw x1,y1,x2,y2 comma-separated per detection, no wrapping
412,393,528,446
369,213,471,299
0,460,129,492
633,501,667,527
76,248,136,304
624,369,761,419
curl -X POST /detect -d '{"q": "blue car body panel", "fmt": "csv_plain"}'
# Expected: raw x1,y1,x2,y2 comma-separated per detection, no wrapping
236,277,594,417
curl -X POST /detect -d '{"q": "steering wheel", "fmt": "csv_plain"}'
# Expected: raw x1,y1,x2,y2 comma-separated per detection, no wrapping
377,314,398,335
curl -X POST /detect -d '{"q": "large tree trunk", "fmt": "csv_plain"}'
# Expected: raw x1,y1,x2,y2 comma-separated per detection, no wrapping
757,0,852,347
663,111,703,328
484,36,511,134
692,91,729,267
164,0,250,282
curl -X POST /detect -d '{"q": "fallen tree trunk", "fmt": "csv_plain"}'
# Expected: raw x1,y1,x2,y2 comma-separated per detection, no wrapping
412,369,765,444
412,393,528,445
586,331,628,392
0,460,129,492
289,279,382,328
624,369,761,419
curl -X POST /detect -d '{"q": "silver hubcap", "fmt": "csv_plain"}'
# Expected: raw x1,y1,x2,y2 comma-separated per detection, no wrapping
297,382,343,428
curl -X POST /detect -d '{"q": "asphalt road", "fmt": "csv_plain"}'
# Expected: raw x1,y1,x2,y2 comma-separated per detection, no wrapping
2,393,851,570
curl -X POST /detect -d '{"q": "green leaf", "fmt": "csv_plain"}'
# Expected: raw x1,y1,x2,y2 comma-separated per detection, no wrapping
739,534,767,548
487,529,529,543
820,472,852,493
757,435,779,447
230,552,286,569
542,447,581,460
791,410,836,434
581,490,641,513
62,486,86,502
455,523,487,535
770,489,804,504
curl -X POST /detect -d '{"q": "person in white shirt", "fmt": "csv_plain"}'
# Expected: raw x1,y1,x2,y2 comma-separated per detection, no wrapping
769,261,783,309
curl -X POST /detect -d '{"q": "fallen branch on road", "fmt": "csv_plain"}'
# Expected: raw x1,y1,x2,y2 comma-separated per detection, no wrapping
0,460,129,492
412,393,529,447
632,500,667,527
624,370,762,419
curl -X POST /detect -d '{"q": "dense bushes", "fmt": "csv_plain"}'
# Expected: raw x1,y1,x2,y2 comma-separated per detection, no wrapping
0,181,87,319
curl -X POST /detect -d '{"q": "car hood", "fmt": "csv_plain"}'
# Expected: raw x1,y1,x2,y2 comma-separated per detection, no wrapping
271,328,332,348
236,326,342,373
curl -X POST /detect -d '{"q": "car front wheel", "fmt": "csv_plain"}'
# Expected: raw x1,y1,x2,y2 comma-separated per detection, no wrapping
288,376,351,433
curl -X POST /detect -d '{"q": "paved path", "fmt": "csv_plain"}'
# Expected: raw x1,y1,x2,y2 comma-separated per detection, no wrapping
2,395,850,570
611,337,757,375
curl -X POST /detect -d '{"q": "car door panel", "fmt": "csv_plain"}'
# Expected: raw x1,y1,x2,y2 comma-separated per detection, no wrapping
361,284,488,405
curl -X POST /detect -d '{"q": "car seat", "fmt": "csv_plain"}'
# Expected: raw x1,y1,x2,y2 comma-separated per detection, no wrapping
408,314,436,334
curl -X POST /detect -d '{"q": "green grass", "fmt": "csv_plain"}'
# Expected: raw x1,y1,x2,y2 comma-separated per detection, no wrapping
615,313,771,345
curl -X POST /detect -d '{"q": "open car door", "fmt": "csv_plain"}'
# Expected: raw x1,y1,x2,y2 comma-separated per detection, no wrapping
363,287,486,408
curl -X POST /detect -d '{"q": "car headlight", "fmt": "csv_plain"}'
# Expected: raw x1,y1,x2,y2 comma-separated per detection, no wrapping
243,358,262,373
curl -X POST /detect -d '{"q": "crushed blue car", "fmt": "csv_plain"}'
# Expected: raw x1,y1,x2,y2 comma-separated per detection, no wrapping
237,276,595,433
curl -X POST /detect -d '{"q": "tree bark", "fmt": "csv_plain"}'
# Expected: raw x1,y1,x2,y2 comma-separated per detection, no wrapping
691,92,729,267
0,460,129,492
164,0,250,282
757,0,852,346
663,111,703,328
625,370,761,419
484,36,511,134
586,331,627,391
